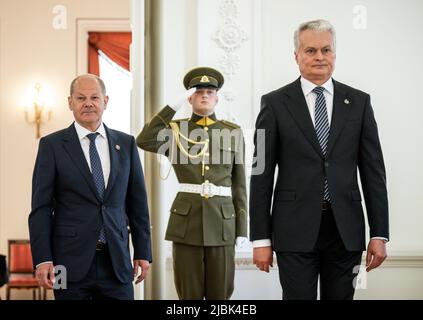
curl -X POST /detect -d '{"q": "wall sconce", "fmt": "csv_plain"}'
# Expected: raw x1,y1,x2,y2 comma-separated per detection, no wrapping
25,83,52,139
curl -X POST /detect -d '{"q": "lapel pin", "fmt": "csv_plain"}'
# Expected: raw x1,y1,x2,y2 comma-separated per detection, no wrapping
344,99,350,105
115,144,120,151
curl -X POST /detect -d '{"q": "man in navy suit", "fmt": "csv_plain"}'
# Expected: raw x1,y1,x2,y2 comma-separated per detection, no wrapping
29,74,152,300
250,20,389,299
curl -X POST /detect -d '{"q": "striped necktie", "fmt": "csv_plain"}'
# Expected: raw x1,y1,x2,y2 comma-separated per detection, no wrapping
313,86,330,201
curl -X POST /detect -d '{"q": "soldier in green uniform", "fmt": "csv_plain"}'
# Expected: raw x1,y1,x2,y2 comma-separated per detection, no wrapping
136,67,247,300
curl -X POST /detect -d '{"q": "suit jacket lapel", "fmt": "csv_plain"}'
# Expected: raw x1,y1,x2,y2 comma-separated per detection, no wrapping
103,125,121,200
284,78,323,158
326,80,353,156
62,124,101,201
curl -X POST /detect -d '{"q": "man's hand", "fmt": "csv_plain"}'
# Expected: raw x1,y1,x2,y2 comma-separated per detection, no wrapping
366,239,387,272
253,246,273,273
236,237,248,248
35,262,55,289
133,259,150,284
170,88,196,111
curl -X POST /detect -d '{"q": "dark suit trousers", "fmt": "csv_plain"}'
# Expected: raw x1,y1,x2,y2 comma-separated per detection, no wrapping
276,208,363,300
54,247,134,300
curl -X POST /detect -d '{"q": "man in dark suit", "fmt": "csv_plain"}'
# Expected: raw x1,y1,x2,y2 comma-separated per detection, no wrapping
249,19,389,300
29,74,152,300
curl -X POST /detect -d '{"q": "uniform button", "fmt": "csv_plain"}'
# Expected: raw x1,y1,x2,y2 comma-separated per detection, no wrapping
204,127,209,131
205,153,210,156
205,180,209,183
173,209,177,212
206,139,210,142
205,166,210,170
232,214,235,217
325,162,329,168
227,147,231,151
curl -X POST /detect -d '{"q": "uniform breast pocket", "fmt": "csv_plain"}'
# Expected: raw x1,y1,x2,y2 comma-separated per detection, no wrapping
219,145,234,168
167,200,191,238
221,204,236,241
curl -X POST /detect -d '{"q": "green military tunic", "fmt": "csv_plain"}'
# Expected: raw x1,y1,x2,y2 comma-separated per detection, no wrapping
137,105,247,244
137,105,247,299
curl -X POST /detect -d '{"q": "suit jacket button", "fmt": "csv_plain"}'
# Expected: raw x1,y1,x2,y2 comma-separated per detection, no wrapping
102,205,106,210
324,162,329,168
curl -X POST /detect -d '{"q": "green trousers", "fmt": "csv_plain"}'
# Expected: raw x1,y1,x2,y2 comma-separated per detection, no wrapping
172,242,235,300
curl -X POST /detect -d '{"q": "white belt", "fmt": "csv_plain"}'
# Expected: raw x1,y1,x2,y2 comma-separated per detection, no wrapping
179,182,232,198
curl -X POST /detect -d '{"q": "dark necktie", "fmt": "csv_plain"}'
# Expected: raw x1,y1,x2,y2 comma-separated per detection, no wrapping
313,86,330,201
87,133,107,243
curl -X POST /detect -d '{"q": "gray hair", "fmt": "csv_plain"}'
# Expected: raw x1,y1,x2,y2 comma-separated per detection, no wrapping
294,19,336,52
70,74,107,96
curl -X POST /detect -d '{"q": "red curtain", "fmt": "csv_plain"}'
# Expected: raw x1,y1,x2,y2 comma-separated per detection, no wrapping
88,32,132,75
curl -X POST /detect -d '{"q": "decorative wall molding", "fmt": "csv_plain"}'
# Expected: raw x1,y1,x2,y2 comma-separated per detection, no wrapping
212,0,249,102
234,254,423,270
213,19,248,79
166,254,423,270
375,254,423,268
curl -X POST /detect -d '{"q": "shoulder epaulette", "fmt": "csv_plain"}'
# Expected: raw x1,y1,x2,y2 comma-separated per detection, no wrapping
220,120,240,129
170,118,190,123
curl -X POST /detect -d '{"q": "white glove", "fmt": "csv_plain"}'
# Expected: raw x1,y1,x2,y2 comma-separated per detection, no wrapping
169,88,196,111
236,236,248,248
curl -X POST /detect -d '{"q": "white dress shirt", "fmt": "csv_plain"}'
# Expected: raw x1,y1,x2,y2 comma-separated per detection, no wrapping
253,77,386,248
74,121,110,187
300,77,334,127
